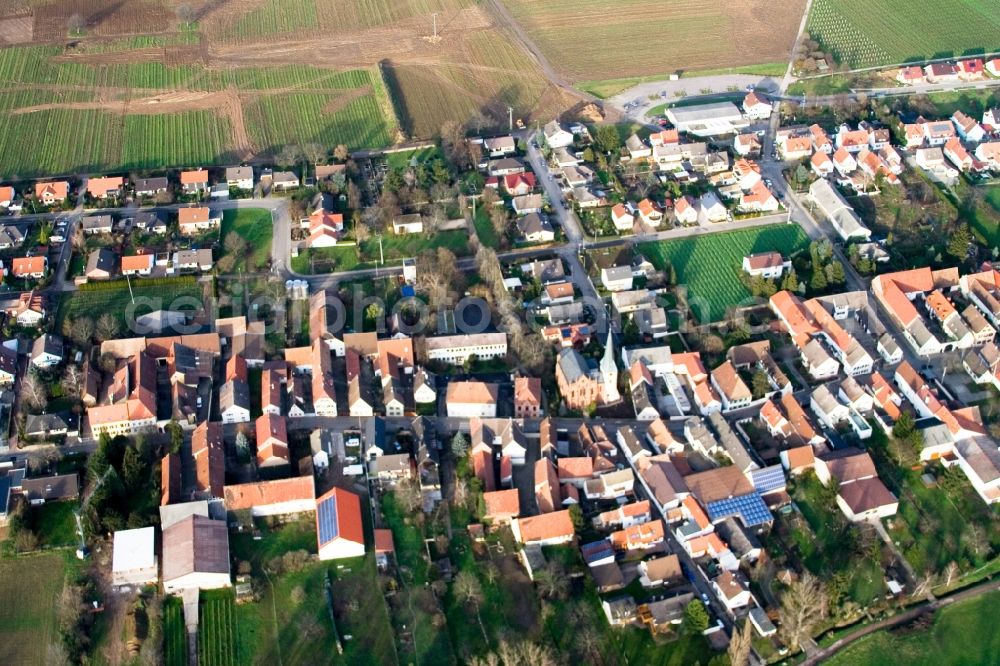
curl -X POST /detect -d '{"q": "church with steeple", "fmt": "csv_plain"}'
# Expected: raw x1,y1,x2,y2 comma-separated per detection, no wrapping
554,330,622,411
599,330,620,404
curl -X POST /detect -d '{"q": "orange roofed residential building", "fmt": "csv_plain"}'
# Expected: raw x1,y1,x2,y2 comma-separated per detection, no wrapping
161,452,182,505
514,376,543,418
223,477,316,517
305,209,344,248
316,487,365,560
256,413,289,468
35,180,69,205
511,509,575,545
178,206,221,234
180,169,209,193
11,256,47,279
483,489,520,524
87,176,124,199
192,421,224,499
609,518,665,551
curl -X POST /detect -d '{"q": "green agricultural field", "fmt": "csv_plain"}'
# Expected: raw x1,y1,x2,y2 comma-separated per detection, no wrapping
826,590,1000,666
163,596,188,666
0,554,68,665
0,43,396,178
807,0,1000,68
219,209,273,272
638,223,812,322
58,276,205,334
199,590,239,666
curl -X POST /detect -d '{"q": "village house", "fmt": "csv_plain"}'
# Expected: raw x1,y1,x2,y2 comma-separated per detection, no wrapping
180,169,209,194
611,203,635,231
35,181,69,206
87,176,124,199
742,252,791,279
226,166,254,190
316,487,365,560
514,376,543,418
178,206,221,234
445,381,499,418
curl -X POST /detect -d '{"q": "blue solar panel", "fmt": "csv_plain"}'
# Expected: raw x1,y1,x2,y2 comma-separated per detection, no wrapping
317,495,339,545
581,540,614,564
708,492,773,527
750,465,787,494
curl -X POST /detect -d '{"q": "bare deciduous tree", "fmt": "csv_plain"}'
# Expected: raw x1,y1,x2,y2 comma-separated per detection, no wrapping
61,365,83,399
95,312,119,342
20,372,48,412
728,618,753,666
778,572,828,653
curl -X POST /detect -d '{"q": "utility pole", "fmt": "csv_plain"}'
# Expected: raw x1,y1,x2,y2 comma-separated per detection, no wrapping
432,12,438,40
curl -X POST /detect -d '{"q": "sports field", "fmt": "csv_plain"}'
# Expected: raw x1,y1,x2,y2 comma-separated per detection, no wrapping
502,0,806,82
0,554,68,665
807,0,1000,68
638,223,811,322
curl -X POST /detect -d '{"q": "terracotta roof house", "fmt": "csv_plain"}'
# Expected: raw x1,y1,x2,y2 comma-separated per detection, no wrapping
534,458,562,514
511,509,575,545
483,489,520,524
121,254,154,276
162,515,231,593
12,256,47,279
223,477,316,517
255,414,289,468
35,180,69,205
161,453,182,505
192,421,224,499
180,169,209,193
445,381,499,418
87,176,124,199
514,376,543,418
178,206,221,234
316,487,365,560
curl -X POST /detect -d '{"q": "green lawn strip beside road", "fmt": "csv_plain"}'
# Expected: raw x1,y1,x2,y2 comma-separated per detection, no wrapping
0,553,69,665
825,590,1000,666
638,223,811,322
220,209,273,272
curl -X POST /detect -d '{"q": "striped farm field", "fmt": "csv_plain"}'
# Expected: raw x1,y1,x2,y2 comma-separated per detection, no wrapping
163,596,188,666
0,39,397,177
199,590,239,666
209,0,475,42
638,223,811,322
385,30,559,138
501,0,806,81
807,0,1000,68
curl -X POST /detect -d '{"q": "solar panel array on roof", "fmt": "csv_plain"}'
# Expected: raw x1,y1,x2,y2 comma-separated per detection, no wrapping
581,539,615,564
750,465,787,494
708,493,772,527
317,494,340,546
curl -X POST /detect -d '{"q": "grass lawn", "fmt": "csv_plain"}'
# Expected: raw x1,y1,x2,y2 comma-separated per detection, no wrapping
972,187,1000,248
290,245,364,275
638,223,811,322
0,553,67,665
360,230,470,265
57,276,205,333
826,590,1000,665
386,146,444,171
381,492,454,664
785,474,887,606
786,73,859,97
471,208,499,248
220,209,273,272
228,517,396,666
28,500,79,548
163,596,188,666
